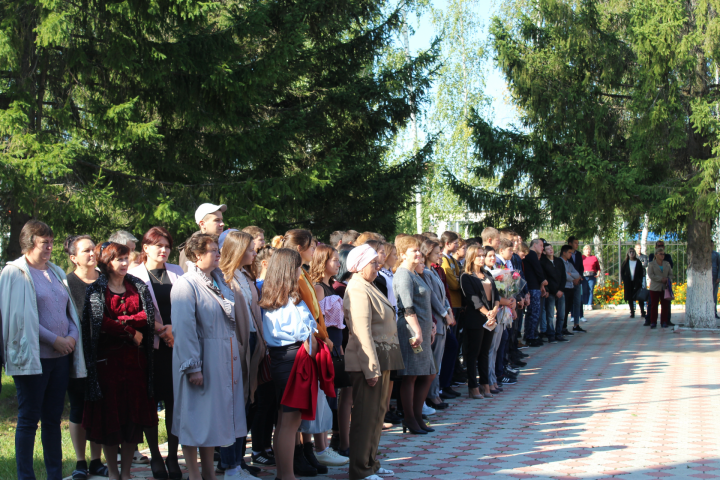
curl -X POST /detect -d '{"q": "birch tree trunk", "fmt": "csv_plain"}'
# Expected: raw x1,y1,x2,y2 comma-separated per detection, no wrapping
685,215,716,328
641,213,649,255
593,234,605,286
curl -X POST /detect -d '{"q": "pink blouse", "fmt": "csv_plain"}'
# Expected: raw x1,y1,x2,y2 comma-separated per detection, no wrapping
319,295,345,329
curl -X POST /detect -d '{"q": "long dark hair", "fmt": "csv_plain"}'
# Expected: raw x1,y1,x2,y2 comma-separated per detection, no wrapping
257,248,302,310
622,247,637,268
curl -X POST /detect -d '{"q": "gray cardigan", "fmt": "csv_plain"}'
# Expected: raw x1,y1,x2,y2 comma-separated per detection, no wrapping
422,267,452,335
394,267,433,326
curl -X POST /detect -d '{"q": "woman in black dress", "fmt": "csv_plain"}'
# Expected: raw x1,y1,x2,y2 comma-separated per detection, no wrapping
128,227,185,479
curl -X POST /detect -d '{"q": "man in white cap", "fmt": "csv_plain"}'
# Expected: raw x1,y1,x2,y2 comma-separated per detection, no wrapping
179,203,227,272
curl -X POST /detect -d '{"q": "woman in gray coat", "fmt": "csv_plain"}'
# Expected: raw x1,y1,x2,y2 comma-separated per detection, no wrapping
171,233,247,480
394,236,448,435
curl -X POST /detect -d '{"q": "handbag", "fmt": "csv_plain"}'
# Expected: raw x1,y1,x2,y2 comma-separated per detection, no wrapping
635,288,649,302
330,346,350,389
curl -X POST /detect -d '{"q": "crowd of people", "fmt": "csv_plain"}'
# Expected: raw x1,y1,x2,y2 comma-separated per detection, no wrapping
3,203,688,480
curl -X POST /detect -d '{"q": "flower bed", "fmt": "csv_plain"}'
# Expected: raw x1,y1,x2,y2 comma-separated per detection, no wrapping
593,281,714,306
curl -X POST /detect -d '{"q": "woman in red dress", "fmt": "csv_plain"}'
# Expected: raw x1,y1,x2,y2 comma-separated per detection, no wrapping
81,242,157,480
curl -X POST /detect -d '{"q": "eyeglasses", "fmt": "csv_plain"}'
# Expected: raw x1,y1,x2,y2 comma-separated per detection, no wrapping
100,242,111,256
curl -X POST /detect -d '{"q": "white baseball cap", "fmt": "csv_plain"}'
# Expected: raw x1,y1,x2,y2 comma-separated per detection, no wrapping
194,203,227,225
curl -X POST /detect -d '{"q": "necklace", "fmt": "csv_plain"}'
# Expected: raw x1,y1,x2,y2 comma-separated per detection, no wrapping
148,268,166,284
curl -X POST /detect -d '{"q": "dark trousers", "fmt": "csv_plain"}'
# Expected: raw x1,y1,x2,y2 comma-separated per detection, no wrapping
562,287,575,331
348,371,390,480
495,329,508,381
251,380,276,452
439,329,459,389
524,290,541,340
629,299,646,316
649,291,670,326
14,355,71,480
463,328,494,388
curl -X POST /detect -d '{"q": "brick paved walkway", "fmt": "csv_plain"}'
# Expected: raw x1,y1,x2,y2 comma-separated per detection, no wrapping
96,309,720,480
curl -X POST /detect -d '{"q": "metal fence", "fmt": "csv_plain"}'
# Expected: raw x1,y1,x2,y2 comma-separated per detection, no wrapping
548,242,688,286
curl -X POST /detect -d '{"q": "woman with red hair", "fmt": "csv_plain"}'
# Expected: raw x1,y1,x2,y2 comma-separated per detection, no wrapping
82,242,157,480
128,227,184,479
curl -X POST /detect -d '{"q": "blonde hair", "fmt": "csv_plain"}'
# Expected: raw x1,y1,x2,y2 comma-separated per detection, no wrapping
219,231,254,283
395,236,421,260
271,235,284,249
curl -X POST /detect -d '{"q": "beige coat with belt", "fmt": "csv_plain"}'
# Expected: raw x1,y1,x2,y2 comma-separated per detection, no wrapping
230,269,266,403
647,260,672,292
343,275,399,379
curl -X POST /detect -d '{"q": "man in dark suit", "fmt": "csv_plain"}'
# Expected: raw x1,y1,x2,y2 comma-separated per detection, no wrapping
540,243,568,342
567,236,587,332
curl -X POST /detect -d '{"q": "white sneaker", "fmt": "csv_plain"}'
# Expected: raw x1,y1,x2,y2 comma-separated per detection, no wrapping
239,468,259,480
223,469,244,480
361,476,382,480
422,403,436,415
316,448,349,466
377,467,395,476
580,317,587,322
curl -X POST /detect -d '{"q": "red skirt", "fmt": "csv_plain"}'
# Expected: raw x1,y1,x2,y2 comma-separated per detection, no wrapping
82,343,158,445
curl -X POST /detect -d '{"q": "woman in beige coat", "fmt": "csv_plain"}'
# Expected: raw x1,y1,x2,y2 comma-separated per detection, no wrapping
343,244,404,480
647,247,673,329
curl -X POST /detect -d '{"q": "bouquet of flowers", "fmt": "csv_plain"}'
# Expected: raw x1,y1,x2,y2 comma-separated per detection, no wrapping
489,268,527,327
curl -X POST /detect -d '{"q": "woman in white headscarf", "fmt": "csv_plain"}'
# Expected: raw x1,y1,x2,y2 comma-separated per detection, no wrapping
343,244,404,480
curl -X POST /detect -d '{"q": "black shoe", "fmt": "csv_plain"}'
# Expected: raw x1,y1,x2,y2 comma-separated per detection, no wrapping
384,411,402,424
302,442,328,475
556,336,569,342
445,386,462,397
650,324,657,329
562,329,574,336
529,339,543,347
667,321,675,326
293,444,318,477
426,399,449,410
661,324,669,328
501,376,517,384
630,312,635,318
402,421,428,435
572,325,587,333
439,391,455,400
519,351,530,358
641,312,647,318
512,360,527,367
548,337,557,344
150,456,169,480
489,389,500,394
242,463,262,476
72,461,88,480
337,448,349,457
88,459,109,477
251,451,276,466
643,320,651,326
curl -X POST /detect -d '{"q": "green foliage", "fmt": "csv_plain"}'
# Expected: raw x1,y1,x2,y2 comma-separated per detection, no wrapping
449,0,720,240
0,0,438,261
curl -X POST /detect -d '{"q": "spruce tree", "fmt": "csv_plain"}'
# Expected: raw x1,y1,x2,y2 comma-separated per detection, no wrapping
449,0,720,326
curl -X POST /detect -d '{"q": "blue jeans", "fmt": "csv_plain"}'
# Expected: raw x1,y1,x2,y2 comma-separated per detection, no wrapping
220,438,244,470
584,277,597,305
525,290,542,340
14,355,71,480
543,296,557,339
573,284,583,323
555,295,566,337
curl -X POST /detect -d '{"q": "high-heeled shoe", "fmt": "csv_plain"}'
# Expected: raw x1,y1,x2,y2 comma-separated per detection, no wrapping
419,424,435,432
165,458,182,480
150,457,168,480
468,388,484,399
402,421,428,435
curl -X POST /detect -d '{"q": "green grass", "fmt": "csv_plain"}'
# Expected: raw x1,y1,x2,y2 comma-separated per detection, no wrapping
0,372,167,480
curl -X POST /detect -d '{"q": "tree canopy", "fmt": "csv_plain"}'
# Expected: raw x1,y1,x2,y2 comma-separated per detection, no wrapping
449,0,720,325
0,0,437,261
